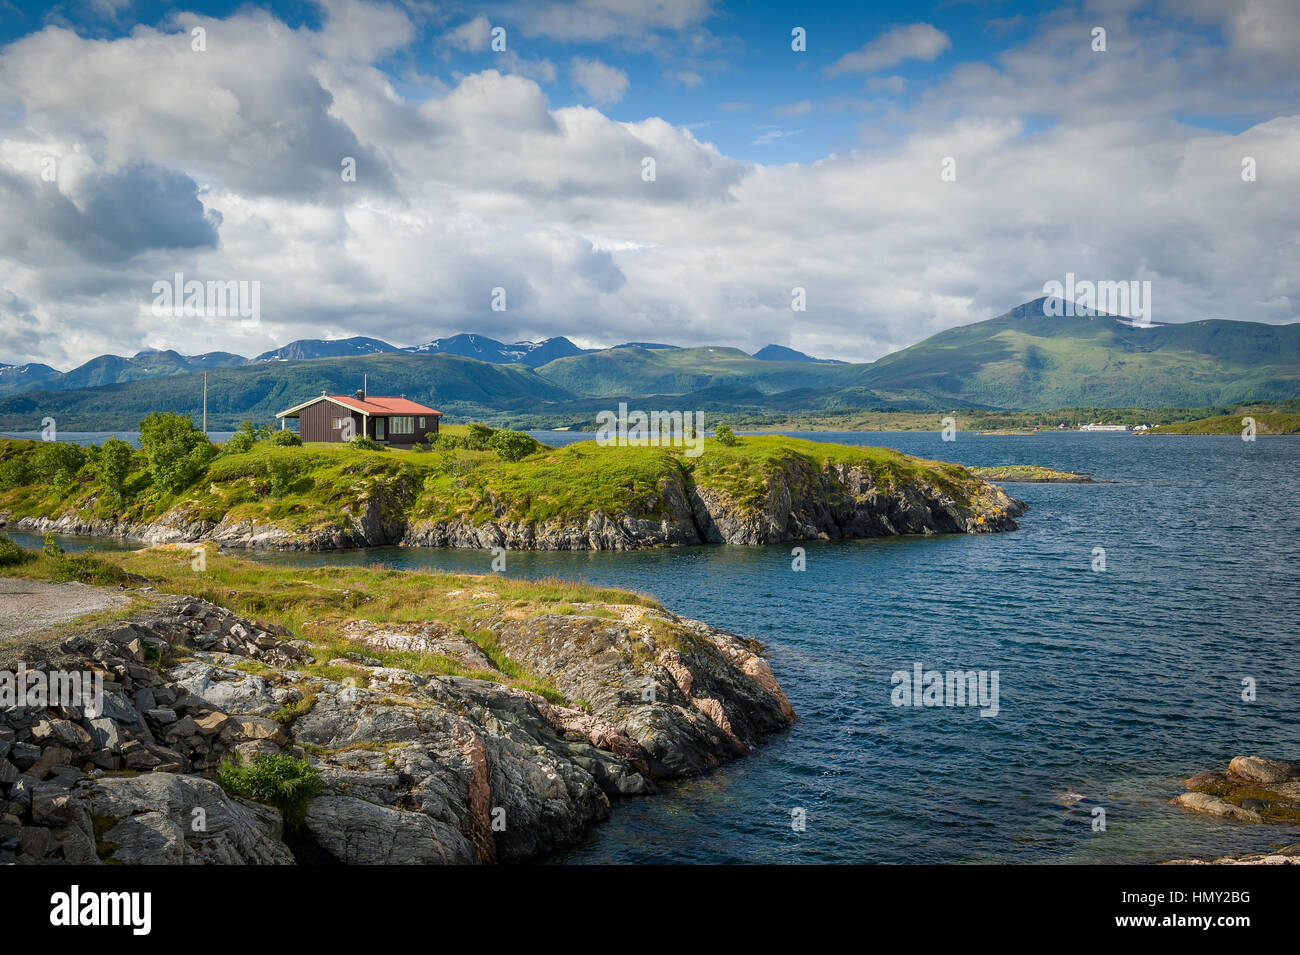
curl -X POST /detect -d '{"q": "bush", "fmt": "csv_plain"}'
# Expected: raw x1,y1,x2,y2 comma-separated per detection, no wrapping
224,430,255,455
267,456,299,496
138,412,215,492
490,429,540,462
32,441,87,487
347,435,385,452
0,455,33,489
98,438,133,500
463,423,496,450
42,532,64,559
0,532,30,568
714,425,737,446
269,429,301,447
217,753,321,830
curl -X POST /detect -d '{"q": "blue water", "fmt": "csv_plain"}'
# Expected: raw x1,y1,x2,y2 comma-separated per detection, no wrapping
13,431,1300,863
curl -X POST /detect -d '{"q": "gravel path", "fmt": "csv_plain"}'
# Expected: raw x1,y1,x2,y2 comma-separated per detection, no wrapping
0,576,129,643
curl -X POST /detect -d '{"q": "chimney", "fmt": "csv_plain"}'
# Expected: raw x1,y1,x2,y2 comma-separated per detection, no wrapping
355,388,365,401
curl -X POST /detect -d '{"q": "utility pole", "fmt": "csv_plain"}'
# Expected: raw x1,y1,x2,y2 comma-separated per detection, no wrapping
203,372,208,434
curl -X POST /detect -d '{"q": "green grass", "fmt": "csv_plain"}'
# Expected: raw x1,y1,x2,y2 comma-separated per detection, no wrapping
3,544,663,706
1148,412,1300,435
0,431,1000,538
216,753,321,830
968,465,1091,482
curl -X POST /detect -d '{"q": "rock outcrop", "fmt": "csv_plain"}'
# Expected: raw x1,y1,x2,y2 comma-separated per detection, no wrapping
7,456,1025,551
1169,755,1300,826
0,591,793,865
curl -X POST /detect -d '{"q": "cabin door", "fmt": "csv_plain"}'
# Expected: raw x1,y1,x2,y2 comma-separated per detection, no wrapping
375,417,385,440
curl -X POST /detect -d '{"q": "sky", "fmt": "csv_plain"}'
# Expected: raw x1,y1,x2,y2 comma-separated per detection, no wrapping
0,0,1298,369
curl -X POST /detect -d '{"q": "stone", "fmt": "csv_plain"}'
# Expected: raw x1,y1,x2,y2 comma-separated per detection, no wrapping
1170,792,1263,823
28,746,73,780
84,773,295,864
1228,756,1300,786
85,718,123,752
9,742,40,770
192,712,230,737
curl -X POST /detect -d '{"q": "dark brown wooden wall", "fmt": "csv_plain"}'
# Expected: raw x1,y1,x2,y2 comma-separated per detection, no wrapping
297,400,363,442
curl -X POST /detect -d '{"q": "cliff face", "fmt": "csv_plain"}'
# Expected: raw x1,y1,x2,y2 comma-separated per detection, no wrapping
0,591,793,865
9,455,1024,551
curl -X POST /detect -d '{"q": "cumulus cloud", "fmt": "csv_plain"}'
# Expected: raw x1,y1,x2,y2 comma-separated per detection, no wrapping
519,0,713,43
0,0,1296,370
570,56,629,104
441,14,492,52
828,23,952,75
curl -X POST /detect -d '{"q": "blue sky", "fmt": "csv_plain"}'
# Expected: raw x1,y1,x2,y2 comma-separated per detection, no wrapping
0,0,1297,366
1,0,1259,163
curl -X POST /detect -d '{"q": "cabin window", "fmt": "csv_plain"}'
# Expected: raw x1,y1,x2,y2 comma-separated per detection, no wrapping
418,417,425,428
390,416,414,435
331,416,346,430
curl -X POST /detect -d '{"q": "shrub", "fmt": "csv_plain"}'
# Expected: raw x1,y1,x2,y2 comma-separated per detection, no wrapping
267,456,299,496
463,423,496,450
224,430,255,455
269,429,301,447
0,532,30,568
490,429,540,462
0,455,33,489
138,412,216,492
347,435,385,452
217,753,321,829
42,532,64,559
714,425,737,446
32,441,87,487
98,438,134,501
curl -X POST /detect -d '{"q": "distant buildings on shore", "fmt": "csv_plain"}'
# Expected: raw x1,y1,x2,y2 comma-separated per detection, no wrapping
1078,423,1151,432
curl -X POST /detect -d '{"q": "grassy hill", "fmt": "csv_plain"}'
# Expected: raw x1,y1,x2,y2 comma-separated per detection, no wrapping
0,353,577,430
854,298,1300,408
0,431,1010,545
1147,412,1300,434
536,345,861,397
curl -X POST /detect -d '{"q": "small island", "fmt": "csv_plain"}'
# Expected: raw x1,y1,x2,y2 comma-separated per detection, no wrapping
0,415,1033,552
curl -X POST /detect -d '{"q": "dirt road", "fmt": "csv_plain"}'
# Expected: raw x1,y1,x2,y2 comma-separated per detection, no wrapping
0,577,129,644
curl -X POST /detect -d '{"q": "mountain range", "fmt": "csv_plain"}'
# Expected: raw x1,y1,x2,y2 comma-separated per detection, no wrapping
2,298,1297,429
1,334,838,399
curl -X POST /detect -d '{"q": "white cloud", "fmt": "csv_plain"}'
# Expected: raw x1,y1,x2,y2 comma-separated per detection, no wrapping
570,56,629,104
521,0,713,43
866,75,906,94
0,2,1297,371
772,100,814,117
828,23,951,75
442,14,492,53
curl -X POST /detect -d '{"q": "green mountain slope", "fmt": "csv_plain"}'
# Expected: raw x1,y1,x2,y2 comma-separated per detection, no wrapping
852,298,1300,408
0,353,577,430
536,345,861,397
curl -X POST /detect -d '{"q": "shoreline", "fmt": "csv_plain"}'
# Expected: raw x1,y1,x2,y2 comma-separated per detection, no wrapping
0,549,796,865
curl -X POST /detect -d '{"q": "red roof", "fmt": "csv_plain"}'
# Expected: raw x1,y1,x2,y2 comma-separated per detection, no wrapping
327,394,442,416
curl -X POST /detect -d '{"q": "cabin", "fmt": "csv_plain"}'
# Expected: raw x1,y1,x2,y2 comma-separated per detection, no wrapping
275,390,442,445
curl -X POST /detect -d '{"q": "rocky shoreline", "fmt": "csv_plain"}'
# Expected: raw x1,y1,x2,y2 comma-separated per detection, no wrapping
4,458,1026,552
0,588,794,864
1164,755,1300,864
